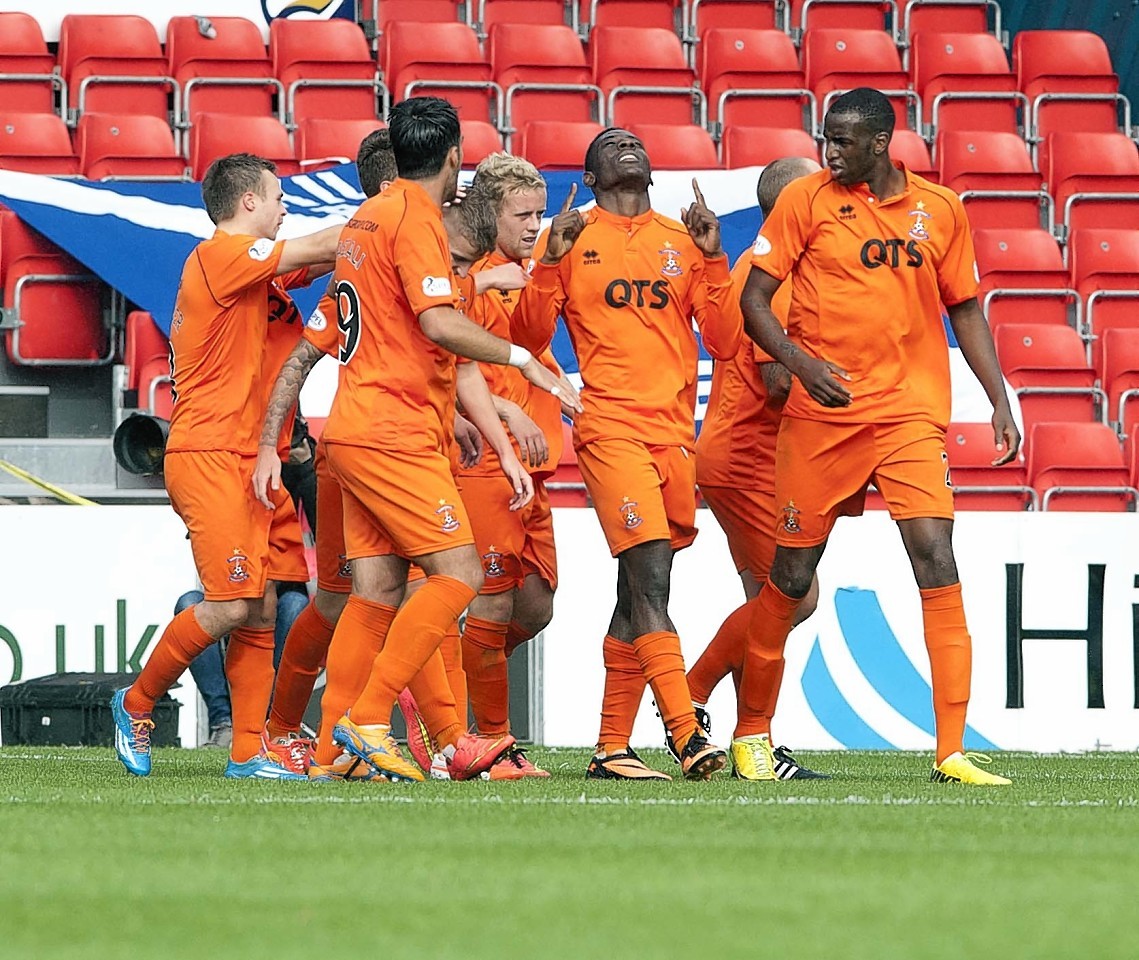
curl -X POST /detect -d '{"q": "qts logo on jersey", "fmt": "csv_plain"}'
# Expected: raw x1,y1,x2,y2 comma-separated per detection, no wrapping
227,549,251,583
620,497,644,529
436,500,461,533
604,279,672,310
860,238,925,270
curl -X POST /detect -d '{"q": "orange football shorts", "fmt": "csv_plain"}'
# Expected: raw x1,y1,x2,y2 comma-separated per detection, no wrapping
699,484,777,579
313,440,352,594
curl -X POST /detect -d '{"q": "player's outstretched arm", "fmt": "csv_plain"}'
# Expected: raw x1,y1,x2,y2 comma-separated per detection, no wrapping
456,362,534,511
742,265,852,408
276,223,343,277
686,179,741,359
947,297,1020,465
252,337,325,509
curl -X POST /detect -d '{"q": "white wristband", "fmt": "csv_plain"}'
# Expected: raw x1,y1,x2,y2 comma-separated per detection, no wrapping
507,344,532,368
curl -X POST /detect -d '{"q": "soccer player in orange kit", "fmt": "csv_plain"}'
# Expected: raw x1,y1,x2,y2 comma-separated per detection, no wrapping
111,153,343,779
513,128,741,780
319,97,578,783
686,156,829,781
742,88,1019,786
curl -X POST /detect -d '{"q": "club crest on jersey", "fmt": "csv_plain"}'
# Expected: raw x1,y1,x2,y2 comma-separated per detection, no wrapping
658,242,683,277
227,549,250,583
782,500,801,534
483,546,505,578
908,200,932,241
436,500,461,533
337,554,352,579
620,497,643,529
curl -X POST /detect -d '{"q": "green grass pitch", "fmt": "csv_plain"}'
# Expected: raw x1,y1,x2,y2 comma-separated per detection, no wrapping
3,747,1138,960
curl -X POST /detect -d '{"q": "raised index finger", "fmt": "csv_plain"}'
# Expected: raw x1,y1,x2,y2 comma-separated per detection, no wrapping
691,177,707,207
560,182,578,214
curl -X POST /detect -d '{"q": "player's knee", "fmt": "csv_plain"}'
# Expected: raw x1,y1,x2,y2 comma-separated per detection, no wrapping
769,563,813,600
909,538,958,588
213,598,251,633
314,588,347,625
793,576,821,626
519,596,554,635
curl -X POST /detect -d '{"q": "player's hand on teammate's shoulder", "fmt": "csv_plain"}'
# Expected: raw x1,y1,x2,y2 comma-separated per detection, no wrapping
990,407,1021,465
503,404,549,466
681,178,723,258
251,444,282,510
482,261,530,292
518,357,583,414
795,355,853,408
455,413,483,469
540,183,586,265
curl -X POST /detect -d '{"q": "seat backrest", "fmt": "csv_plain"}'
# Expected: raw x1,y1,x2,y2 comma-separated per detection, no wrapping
1013,30,1116,93
995,322,1089,377
1102,327,1139,390
167,16,269,75
490,23,588,83
698,28,800,88
59,14,165,80
889,128,934,177
0,13,55,113
903,0,992,39
384,20,487,82
460,119,505,166
480,0,567,28
1069,228,1139,295
722,125,818,168
937,130,1035,184
0,114,80,175
802,28,903,90
628,123,718,169
376,0,463,29
690,0,781,35
1044,131,1139,190
584,0,683,32
190,113,296,180
76,112,180,167
272,18,375,81
910,30,1012,92
295,118,384,168
792,0,894,34
973,227,1065,287
945,421,1027,481
0,11,51,58
591,26,690,82
1028,421,1124,474
123,310,169,392
517,119,604,168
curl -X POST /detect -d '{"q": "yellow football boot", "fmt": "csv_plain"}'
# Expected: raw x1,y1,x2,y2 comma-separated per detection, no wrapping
931,751,1011,786
730,734,777,782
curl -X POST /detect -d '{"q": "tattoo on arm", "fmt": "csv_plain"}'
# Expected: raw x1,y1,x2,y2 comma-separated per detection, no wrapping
259,340,322,446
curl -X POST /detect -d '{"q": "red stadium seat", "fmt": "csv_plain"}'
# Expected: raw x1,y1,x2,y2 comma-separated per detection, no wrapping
0,113,80,176
899,0,1000,45
460,119,505,166
382,21,497,125
58,15,174,123
478,0,567,30
1013,30,1125,140
629,123,719,169
123,310,169,395
1101,328,1139,435
945,421,1036,510
936,130,1048,228
1068,228,1139,374
190,114,297,181
167,16,277,126
802,29,913,129
295,118,384,172
516,120,605,168
0,12,60,114
0,209,111,366
995,322,1103,427
579,0,684,34
491,23,601,147
1028,421,1136,511
910,31,1021,134
890,129,935,180
76,113,186,180
271,19,380,124
1041,132,1139,234
790,0,895,37
700,29,814,134
592,26,701,127
721,125,818,168
688,0,783,37
973,226,1076,332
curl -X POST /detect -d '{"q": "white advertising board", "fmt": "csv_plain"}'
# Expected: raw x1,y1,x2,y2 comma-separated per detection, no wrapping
1,506,1136,754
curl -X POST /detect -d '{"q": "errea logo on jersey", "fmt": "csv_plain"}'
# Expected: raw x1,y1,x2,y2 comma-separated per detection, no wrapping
753,235,772,256
422,276,453,297
248,239,275,261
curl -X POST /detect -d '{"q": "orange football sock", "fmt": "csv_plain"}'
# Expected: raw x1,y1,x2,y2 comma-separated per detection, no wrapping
462,615,510,736
687,598,755,706
124,607,217,715
226,626,276,762
407,648,464,749
921,582,972,765
267,599,334,738
349,575,476,726
634,631,698,752
597,635,645,755
738,583,798,739
440,623,467,727
504,619,532,659
315,595,396,765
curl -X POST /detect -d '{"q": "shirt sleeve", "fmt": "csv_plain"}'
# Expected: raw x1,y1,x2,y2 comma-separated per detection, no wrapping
200,234,285,303
393,212,459,316
937,193,980,307
691,253,743,361
511,227,566,355
279,266,316,290
749,179,813,281
302,292,340,359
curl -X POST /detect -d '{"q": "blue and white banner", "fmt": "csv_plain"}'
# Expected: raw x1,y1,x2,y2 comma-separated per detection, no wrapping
0,165,1004,425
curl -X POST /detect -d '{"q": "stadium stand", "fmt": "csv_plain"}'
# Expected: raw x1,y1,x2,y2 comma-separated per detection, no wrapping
973,227,1075,331
1040,131,1139,236
1069,228,1139,374
271,18,381,125
801,28,914,130
0,12,61,115
994,322,1104,428
936,130,1049,229
592,26,702,127
1027,421,1137,511
909,31,1022,135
